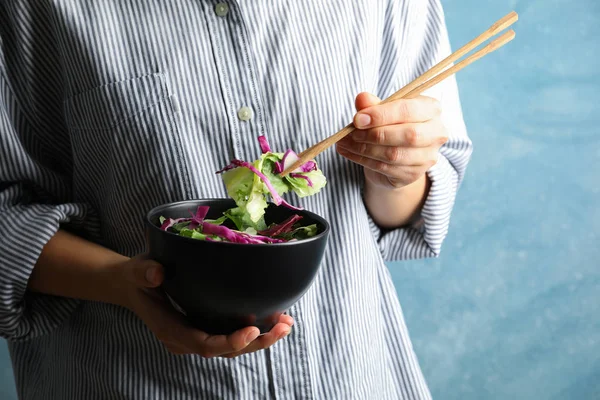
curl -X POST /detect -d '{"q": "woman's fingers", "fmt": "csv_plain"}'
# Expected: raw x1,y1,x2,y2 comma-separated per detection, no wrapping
132,277,297,358
353,95,441,128
355,92,381,112
222,322,292,359
123,255,165,288
347,118,447,148
178,326,259,358
155,319,259,357
337,141,439,168
345,92,449,190
153,306,294,358
279,313,294,327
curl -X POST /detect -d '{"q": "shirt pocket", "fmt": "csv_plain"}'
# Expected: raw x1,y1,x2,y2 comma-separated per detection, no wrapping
64,73,191,254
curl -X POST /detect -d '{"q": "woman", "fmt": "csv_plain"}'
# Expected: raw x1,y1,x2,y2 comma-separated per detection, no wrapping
0,0,472,399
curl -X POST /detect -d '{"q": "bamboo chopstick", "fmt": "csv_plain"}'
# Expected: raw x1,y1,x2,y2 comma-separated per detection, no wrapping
280,11,518,177
403,29,516,100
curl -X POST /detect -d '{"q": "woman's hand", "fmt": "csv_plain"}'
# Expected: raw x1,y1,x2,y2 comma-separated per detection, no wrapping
30,227,292,359
336,92,448,190
119,255,293,358
335,92,448,228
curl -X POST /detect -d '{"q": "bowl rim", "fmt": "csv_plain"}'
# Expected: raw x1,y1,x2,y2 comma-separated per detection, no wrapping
145,198,330,247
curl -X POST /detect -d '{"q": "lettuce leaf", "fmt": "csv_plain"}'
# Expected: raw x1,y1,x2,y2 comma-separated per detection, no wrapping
218,135,326,231
158,135,326,244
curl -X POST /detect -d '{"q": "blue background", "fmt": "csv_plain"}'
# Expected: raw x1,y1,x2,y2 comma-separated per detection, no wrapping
1,0,598,399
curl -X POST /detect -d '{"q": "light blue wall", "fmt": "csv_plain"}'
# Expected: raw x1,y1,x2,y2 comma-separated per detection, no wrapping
388,0,600,399
1,1,598,399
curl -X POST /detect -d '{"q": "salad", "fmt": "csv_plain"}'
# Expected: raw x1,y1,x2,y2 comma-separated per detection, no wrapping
159,136,327,244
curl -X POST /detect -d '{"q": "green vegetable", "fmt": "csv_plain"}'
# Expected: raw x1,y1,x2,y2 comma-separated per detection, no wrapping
219,138,326,231
160,135,326,244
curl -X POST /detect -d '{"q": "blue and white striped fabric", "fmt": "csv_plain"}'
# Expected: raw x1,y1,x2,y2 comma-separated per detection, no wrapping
0,1,472,399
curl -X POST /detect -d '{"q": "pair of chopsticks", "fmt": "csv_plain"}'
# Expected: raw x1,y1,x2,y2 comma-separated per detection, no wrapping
280,11,519,176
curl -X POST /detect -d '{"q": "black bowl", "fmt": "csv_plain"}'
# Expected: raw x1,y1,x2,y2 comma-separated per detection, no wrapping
145,198,330,335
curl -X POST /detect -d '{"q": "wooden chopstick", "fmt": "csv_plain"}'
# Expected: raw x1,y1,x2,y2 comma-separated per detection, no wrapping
379,11,518,104
280,11,518,176
403,29,516,100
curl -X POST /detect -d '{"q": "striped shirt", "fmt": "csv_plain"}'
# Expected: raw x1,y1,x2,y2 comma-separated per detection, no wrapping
0,1,472,399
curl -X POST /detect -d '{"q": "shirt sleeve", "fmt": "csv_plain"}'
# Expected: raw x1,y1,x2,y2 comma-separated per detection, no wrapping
369,0,473,262
0,68,91,341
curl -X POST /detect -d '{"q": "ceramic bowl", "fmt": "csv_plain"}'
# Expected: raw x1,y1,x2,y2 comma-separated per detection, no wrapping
145,198,329,335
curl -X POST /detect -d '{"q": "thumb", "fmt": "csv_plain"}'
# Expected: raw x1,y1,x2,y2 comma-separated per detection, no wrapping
355,92,381,112
126,256,164,288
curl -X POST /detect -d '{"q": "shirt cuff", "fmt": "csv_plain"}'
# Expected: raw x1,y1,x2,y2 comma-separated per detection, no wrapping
0,191,89,341
368,154,459,262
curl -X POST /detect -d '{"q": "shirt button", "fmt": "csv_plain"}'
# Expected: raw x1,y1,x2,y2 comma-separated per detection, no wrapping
237,106,253,121
214,3,229,17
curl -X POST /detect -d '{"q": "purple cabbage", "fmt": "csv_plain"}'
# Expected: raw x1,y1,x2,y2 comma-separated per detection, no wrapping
187,205,209,230
258,214,303,237
203,222,285,244
221,159,303,211
289,173,313,187
160,206,290,244
258,135,271,154
160,217,189,231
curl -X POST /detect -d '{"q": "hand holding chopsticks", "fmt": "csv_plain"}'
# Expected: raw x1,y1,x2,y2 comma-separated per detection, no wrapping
280,11,518,176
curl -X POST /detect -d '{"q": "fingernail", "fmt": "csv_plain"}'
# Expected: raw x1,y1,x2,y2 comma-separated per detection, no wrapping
352,131,366,141
245,329,260,345
355,113,371,129
278,328,291,340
